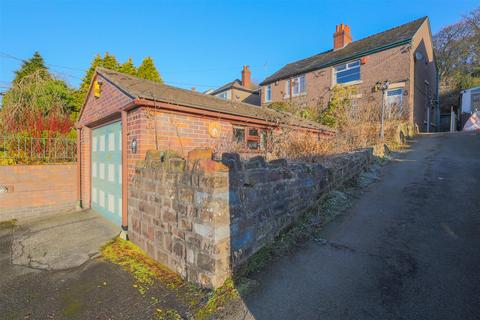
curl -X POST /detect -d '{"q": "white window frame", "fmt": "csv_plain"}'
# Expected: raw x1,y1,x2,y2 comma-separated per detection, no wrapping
386,88,404,109
216,90,231,100
285,74,306,98
285,80,291,98
334,60,361,85
265,85,271,102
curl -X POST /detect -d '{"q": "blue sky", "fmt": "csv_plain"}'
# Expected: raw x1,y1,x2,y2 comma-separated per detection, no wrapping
0,0,478,92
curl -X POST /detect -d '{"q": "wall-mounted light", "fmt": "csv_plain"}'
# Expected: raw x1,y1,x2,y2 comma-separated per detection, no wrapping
415,52,424,62
131,138,137,154
93,80,103,98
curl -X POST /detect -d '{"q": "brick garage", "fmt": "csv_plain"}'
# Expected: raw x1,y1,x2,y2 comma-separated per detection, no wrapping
76,68,334,232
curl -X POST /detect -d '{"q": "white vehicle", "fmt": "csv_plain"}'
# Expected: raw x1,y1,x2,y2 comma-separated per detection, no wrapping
459,86,480,130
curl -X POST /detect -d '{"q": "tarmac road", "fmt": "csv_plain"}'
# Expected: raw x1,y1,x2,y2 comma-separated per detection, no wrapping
242,132,480,320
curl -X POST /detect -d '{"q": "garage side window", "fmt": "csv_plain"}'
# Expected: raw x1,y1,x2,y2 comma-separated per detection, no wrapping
233,127,245,143
232,126,268,150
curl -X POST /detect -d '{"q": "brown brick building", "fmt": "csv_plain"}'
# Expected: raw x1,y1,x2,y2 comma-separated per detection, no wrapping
76,68,333,231
260,17,439,132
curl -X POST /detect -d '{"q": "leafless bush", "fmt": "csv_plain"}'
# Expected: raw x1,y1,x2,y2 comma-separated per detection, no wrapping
219,85,410,160
266,127,334,161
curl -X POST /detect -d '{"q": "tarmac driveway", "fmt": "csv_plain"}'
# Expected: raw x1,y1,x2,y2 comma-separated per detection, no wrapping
0,210,192,319
10,210,119,270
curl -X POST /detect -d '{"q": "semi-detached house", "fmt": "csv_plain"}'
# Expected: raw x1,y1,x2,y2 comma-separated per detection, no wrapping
260,16,439,132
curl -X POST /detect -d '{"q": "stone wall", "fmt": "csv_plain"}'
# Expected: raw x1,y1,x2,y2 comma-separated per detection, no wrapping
128,149,231,288
128,148,373,288
0,164,78,221
225,149,373,267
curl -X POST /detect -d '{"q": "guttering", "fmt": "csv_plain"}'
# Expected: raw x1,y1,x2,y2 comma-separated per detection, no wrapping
132,98,331,134
260,38,413,86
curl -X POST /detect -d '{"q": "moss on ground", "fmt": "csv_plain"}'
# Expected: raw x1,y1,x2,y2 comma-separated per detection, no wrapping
101,238,206,316
195,278,240,320
101,238,184,294
154,308,183,320
0,219,17,229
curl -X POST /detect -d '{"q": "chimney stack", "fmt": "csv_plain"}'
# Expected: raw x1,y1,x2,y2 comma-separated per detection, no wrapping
333,23,352,50
241,65,251,88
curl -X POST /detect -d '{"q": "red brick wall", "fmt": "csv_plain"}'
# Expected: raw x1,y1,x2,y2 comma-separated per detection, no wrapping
126,108,235,184
79,127,91,208
0,164,77,221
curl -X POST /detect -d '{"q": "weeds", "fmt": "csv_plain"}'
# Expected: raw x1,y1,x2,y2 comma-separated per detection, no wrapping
101,238,184,294
154,308,182,320
0,219,17,229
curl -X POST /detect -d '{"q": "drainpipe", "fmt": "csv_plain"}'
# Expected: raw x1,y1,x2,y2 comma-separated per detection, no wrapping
76,126,82,210
380,80,390,140
120,110,129,240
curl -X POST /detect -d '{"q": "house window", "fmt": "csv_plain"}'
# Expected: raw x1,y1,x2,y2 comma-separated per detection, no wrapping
285,75,306,97
334,60,360,84
217,91,230,100
386,88,404,109
265,85,272,102
292,75,306,96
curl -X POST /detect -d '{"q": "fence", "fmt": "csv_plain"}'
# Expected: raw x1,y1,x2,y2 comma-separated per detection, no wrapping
0,135,77,165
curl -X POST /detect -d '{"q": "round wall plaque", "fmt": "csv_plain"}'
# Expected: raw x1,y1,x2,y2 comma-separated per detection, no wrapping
208,122,222,138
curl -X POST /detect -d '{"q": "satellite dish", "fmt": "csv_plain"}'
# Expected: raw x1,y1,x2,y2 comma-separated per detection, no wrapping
415,52,424,61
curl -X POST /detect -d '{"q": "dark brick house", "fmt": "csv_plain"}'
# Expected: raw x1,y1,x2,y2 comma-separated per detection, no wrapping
260,17,439,132
76,68,333,232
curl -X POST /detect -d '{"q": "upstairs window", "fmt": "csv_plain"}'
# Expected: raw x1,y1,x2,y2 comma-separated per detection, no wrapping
265,85,272,102
334,60,360,84
216,91,230,100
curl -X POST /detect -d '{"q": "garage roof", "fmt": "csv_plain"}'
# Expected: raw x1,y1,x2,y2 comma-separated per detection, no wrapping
97,68,333,132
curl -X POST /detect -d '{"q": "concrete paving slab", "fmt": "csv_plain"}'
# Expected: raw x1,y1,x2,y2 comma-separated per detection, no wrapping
11,210,119,270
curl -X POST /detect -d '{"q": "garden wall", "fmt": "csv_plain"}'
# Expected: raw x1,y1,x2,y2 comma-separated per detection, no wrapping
128,148,373,288
0,164,78,221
